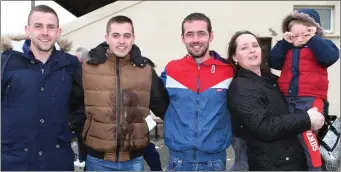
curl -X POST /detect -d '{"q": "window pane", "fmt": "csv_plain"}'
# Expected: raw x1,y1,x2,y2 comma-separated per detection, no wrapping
294,8,332,30
315,9,331,30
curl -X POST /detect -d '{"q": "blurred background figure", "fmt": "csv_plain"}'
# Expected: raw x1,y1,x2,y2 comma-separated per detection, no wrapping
71,47,88,168
75,47,89,62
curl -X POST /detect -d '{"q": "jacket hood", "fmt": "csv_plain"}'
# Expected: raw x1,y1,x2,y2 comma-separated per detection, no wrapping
87,41,156,68
0,34,72,53
282,10,324,36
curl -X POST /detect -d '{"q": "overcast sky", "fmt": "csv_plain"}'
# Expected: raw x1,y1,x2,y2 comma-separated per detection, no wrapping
1,1,77,35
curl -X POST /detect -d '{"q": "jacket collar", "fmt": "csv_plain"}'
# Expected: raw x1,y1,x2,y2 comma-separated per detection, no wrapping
236,67,278,85
185,50,228,66
106,48,131,65
21,40,61,61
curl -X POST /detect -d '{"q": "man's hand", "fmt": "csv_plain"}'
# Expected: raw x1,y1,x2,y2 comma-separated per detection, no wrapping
307,107,325,131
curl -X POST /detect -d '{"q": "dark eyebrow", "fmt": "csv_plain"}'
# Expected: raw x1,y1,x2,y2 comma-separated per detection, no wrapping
111,32,132,36
47,24,56,28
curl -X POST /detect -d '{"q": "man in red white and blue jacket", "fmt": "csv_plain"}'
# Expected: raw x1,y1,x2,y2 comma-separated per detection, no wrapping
160,12,234,171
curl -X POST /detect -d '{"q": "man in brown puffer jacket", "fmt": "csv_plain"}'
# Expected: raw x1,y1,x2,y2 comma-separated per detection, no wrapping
79,15,169,171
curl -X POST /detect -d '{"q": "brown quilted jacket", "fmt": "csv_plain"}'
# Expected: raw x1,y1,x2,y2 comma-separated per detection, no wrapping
82,51,155,162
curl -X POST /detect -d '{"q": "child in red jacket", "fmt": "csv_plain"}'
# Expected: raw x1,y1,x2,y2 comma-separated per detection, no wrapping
269,9,339,171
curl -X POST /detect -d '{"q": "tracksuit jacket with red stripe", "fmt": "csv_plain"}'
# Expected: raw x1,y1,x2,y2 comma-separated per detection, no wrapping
161,51,234,162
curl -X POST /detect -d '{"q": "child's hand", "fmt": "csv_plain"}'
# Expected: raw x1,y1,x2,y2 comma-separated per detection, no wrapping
283,32,294,43
303,27,317,43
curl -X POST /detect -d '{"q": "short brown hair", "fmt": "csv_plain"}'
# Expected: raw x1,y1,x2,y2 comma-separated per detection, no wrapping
106,15,134,34
28,5,59,26
182,12,212,35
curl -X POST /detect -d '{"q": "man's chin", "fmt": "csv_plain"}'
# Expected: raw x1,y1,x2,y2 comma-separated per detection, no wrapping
38,46,54,52
189,51,206,59
114,52,129,58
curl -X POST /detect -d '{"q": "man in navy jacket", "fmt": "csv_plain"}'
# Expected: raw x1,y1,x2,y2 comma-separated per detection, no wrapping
1,5,82,170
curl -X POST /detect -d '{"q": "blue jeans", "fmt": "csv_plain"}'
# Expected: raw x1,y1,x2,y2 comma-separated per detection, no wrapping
167,155,226,171
86,155,144,171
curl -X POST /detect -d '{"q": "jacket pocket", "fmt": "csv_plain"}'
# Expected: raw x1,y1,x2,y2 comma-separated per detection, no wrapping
56,133,73,149
53,134,74,170
82,115,93,142
209,158,226,171
1,138,35,169
4,72,21,108
167,156,183,171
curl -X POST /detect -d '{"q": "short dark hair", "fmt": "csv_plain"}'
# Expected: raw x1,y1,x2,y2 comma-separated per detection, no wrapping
181,12,212,35
106,15,134,34
28,5,59,26
226,30,260,73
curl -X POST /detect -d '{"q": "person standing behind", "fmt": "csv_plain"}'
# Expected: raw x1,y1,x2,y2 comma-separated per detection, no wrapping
71,47,90,168
75,47,89,62
1,5,82,171
161,12,234,171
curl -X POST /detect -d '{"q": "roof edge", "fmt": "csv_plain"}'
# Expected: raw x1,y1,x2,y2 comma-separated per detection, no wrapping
61,0,144,36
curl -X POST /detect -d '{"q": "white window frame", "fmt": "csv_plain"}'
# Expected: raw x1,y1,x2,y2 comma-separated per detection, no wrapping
293,6,334,34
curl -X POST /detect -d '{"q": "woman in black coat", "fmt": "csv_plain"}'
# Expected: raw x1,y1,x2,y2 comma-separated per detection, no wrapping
226,31,325,171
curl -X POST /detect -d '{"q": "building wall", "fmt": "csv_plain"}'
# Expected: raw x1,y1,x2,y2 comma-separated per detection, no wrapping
61,1,340,116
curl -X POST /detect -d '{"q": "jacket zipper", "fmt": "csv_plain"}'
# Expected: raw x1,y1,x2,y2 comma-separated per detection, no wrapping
83,116,92,142
115,58,121,162
194,64,200,161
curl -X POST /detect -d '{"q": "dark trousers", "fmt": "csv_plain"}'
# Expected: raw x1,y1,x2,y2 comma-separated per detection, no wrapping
143,142,162,171
286,96,324,171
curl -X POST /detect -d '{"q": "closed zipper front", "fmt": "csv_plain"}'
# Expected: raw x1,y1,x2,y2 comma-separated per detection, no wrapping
115,58,121,162
194,64,200,161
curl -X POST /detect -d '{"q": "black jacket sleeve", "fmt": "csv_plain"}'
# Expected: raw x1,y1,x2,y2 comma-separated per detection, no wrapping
227,78,311,142
149,68,169,120
69,62,85,128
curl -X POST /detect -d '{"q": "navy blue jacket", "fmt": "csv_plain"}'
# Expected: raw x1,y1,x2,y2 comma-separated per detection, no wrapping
1,39,82,170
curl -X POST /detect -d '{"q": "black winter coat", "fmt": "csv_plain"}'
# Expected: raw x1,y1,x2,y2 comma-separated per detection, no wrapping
227,68,311,171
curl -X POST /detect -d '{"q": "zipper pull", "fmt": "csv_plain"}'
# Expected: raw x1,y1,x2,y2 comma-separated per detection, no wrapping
211,65,216,74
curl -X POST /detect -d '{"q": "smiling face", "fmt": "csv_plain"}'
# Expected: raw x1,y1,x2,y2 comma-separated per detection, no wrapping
232,34,262,71
25,11,61,52
182,20,213,59
105,22,135,58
